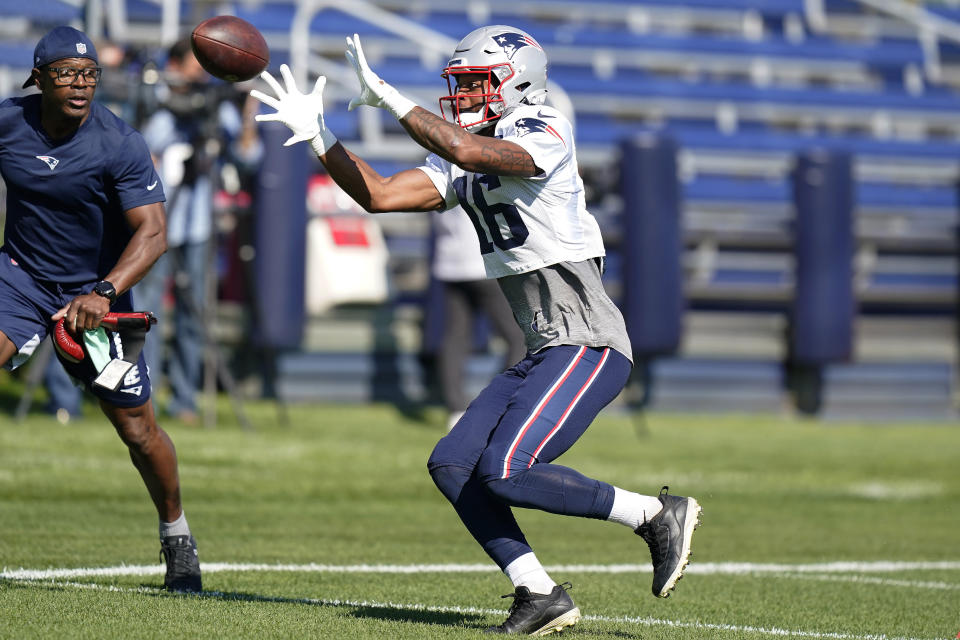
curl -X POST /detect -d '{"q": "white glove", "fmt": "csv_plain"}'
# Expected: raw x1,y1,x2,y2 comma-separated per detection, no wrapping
250,64,337,155
345,33,416,120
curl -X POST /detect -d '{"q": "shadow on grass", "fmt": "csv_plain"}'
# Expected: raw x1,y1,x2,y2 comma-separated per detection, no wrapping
165,585,492,631
3,578,489,631
3,578,646,636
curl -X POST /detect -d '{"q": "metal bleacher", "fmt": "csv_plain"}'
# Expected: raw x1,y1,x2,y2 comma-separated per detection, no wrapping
2,0,956,419
261,0,958,419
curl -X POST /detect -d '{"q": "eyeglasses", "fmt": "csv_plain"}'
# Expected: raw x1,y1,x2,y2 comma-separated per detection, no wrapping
46,66,102,85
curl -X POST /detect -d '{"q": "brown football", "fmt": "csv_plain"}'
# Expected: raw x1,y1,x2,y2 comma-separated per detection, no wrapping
191,15,269,82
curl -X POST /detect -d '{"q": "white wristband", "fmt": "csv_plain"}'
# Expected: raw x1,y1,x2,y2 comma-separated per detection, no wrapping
382,89,416,120
310,128,338,156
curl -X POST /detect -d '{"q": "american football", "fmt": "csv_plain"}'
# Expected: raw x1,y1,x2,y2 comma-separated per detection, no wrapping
191,15,269,82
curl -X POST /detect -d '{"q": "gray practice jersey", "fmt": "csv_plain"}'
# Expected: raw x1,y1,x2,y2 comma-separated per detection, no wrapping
418,103,632,362
498,259,632,361
419,104,605,277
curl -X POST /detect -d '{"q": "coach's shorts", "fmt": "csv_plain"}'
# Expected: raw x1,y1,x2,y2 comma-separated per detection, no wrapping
0,249,152,408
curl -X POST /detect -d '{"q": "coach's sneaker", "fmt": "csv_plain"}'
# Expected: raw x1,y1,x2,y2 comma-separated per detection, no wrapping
485,582,580,636
636,486,702,598
160,534,202,592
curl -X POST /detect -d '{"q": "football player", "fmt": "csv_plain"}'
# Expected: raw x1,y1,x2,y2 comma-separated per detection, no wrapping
252,25,701,634
0,26,201,592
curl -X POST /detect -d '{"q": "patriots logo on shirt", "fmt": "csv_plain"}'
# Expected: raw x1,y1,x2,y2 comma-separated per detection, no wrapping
514,118,566,148
494,32,543,60
36,155,59,170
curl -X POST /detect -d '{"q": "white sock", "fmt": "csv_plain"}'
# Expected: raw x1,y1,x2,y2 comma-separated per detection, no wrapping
607,487,663,530
504,552,557,595
159,511,191,539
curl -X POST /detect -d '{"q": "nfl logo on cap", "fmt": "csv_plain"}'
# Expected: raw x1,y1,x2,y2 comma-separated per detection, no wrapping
77,43,87,54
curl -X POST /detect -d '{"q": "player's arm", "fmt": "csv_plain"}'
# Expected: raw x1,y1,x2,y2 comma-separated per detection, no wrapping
250,65,444,213
52,202,167,330
319,144,444,212
399,107,538,177
107,202,168,293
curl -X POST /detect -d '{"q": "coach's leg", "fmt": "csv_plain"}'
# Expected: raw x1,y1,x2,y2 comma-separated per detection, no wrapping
0,331,17,368
100,398,182,521
101,398,202,592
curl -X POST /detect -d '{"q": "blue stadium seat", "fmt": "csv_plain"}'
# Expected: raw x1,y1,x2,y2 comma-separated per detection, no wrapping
232,4,395,37
81,0,955,417
0,42,34,68
0,0,80,24
552,70,960,112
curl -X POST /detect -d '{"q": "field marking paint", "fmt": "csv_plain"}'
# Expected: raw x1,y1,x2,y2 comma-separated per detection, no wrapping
4,560,960,581
1,576,940,640
775,572,960,591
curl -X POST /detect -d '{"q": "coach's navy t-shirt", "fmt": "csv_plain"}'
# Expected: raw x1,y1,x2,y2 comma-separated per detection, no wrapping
0,95,165,284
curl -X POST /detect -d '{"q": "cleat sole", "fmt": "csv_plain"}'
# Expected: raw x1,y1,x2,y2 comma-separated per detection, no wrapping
531,607,581,636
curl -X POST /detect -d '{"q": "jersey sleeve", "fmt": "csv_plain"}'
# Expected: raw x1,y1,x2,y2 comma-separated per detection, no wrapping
498,106,573,178
110,131,165,211
417,153,459,212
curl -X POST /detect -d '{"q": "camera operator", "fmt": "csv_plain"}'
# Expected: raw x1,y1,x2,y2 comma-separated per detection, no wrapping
134,38,262,423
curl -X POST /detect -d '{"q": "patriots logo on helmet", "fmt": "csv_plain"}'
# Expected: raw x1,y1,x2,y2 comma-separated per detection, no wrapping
493,32,543,60
514,117,565,148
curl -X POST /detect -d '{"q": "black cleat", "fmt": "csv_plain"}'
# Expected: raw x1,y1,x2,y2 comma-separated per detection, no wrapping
160,534,202,592
485,582,581,636
636,486,702,598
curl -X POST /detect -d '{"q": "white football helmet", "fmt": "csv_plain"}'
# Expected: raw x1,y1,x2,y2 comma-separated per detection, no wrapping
439,25,548,132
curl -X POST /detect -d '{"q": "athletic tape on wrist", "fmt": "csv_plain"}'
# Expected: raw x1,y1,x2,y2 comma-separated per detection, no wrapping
310,128,338,156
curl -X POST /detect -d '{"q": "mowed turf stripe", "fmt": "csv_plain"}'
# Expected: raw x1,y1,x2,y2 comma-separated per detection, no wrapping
4,560,960,581
1,577,940,640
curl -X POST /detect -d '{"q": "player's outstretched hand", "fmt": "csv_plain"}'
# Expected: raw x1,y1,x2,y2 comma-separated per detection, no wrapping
250,64,329,147
345,34,387,111
346,34,416,119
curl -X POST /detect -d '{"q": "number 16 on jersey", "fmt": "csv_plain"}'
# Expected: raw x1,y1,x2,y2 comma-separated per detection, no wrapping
454,174,529,254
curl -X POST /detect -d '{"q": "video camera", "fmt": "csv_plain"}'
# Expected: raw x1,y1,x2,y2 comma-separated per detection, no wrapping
160,77,239,120
151,73,244,186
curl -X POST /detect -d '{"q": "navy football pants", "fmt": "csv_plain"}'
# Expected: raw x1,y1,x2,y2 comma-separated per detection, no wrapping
427,344,632,570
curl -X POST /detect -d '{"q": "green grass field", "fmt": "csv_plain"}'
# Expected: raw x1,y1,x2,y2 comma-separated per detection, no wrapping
1,388,958,639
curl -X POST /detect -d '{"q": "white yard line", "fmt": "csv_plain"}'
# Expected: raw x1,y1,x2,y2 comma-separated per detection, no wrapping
773,572,960,591
0,576,942,640
4,560,960,581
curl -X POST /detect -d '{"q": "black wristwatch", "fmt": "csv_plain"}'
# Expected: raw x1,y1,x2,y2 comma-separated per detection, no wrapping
92,280,117,305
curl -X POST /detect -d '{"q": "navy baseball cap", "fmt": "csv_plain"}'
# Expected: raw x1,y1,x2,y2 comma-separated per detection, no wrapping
22,26,99,89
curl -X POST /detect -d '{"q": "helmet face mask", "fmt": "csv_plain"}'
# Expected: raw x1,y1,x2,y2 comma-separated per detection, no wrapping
439,26,548,132
440,64,513,132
